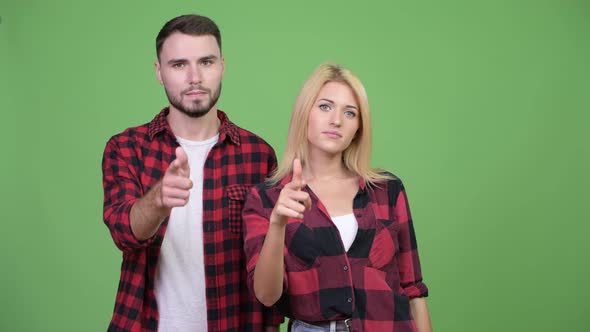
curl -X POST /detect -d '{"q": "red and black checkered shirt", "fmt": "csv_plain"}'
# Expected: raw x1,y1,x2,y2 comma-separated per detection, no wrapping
243,174,428,332
102,108,283,331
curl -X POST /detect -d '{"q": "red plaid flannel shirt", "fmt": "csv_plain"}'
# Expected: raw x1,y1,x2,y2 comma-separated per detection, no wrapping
102,108,283,331
243,174,428,332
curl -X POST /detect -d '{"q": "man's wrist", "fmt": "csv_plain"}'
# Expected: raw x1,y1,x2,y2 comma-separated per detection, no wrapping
145,182,170,216
149,182,164,210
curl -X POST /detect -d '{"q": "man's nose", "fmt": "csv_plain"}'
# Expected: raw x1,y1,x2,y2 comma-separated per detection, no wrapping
187,65,202,84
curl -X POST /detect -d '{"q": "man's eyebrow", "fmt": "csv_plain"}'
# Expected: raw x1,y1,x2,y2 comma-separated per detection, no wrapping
167,55,219,65
200,55,218,61
167,58,188,65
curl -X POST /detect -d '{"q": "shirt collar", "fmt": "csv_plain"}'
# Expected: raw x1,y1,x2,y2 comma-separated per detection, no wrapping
147,107,241,146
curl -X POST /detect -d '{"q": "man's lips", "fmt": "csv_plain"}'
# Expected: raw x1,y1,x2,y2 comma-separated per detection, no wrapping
184,90,206,96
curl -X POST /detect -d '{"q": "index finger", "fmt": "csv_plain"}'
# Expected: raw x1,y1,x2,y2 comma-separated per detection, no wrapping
291,158,303,190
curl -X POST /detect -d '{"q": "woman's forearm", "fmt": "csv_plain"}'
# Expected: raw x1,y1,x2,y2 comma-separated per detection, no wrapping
410,297,433,332
253,222,287,307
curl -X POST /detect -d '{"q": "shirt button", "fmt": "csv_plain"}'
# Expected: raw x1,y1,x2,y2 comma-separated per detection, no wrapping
343,265,349,271
347,298,352,303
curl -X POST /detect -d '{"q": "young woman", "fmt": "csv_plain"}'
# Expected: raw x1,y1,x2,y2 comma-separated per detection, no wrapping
243,63,432,332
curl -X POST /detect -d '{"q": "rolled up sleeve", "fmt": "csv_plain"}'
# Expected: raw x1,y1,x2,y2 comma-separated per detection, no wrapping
393,181,429,298
102,138,157,251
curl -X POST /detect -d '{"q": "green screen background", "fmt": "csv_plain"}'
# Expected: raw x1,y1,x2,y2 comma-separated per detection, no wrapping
1,0,588,331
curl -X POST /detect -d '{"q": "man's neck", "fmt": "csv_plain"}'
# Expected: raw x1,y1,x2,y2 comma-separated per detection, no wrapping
167,106,221,141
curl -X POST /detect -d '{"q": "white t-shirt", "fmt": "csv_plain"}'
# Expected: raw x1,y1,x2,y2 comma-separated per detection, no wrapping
331,213,359,252
155,134,218,332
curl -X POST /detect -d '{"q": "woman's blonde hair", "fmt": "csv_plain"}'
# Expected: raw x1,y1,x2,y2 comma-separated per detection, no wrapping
269,63,392,186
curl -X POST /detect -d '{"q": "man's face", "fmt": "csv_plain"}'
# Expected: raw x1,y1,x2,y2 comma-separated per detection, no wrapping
156,33,224,118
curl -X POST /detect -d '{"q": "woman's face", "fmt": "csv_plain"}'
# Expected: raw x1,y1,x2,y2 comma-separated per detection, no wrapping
307,81,360,158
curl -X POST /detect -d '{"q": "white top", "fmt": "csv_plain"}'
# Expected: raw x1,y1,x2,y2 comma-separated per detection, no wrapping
155,134,218,332
331,213,359,252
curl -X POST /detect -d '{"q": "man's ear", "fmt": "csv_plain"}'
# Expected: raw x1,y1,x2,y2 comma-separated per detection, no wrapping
155,61,163,85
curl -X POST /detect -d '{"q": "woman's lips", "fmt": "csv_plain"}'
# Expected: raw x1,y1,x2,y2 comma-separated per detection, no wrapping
322,131,342,138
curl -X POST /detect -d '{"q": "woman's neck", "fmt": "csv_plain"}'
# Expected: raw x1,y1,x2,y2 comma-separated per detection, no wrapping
303,150,352,182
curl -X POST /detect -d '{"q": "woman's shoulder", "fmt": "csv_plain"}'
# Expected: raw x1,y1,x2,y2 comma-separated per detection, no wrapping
249,179,284,198
368,170,408,196
373,170,403,186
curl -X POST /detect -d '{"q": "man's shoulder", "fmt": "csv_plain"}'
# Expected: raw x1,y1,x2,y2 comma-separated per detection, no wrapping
233,124,274,151
104,121,152,152
108,121,151,141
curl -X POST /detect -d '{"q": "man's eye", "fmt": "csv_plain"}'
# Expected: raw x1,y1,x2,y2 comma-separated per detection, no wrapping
202,60,213,66
172,63,186,68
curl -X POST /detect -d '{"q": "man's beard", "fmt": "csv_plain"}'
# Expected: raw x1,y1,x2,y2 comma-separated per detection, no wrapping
166,83,222,118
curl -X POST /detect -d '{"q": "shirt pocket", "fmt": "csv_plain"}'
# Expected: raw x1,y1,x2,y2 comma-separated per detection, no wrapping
368,219,400,269
287,219,326,268
226,184,251,233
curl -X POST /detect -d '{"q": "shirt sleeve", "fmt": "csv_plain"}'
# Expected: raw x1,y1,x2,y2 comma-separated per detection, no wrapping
267,148,278,177
263,305,285,326
243,185,290,291
264,153,285,325
243,186,270,296
102,137,157,251
392,180,429,298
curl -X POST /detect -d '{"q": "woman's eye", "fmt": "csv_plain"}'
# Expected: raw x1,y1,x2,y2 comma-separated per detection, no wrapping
319,104,331,111
344,110,357,118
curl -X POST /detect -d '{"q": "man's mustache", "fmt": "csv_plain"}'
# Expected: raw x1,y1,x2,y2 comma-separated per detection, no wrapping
183,86,210,94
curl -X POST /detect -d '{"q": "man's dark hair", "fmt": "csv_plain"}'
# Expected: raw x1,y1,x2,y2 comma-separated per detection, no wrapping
156,14,221,60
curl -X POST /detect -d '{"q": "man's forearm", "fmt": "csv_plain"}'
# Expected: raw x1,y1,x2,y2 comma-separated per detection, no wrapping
130,181,170,241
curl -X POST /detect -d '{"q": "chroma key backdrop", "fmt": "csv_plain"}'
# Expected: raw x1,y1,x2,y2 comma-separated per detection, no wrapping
1,0,588,331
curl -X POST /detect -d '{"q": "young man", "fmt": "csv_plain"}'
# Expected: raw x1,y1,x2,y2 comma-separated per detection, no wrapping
102,14,282,331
